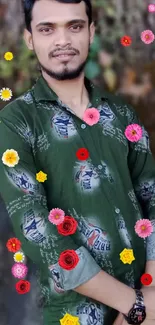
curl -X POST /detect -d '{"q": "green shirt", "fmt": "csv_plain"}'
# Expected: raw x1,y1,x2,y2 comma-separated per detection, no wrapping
0,75,155,325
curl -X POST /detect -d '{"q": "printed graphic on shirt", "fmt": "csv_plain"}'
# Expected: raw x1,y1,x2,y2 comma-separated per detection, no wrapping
96,160,114,183
74,161,100,193
5,168,39,195
113,103,134,122
18,92,34,104
48,266,65,294
50,111,77,139
135,179,155,201
77,217,112,254
98,102,116,125
21,208,48,244
114,208,132,248
125,269,135,288
6,194,47,217
132,127,151,153
16,122,35,150
76,301,105,325
128,189,141,212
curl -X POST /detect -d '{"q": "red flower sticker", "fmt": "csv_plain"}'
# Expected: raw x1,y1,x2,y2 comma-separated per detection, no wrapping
76,148,89,161
15,280,31,294
57,216,78,236
6,237,21,253
58,249,79,270
140,273,153,286
121,35,132,46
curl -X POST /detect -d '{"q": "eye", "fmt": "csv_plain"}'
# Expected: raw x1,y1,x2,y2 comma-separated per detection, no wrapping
39,28,53,33
70,25,83,32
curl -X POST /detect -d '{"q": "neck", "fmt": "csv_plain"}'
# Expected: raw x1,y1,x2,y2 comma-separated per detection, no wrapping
42,71,90,117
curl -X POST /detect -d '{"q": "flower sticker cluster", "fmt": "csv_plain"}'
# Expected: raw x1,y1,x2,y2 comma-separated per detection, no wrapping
2,149,20,167
48,208,79,271
120,35,132,47
36,170,47,182
125,124,143,142
6,237,30,294
120,248,135,264
58,250,79,270
48,208,65,225
76,148,89,161
141,30,155,44
82,108,100,126
11,263,28,279
0,87,13,101
60,313,80,325
4,51,14,61
134,219,153,238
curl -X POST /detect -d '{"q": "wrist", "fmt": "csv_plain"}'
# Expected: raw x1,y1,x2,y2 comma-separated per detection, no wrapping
117,287,136,314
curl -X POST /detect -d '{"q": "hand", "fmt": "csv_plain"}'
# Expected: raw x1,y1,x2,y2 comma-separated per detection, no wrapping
141,286,155,320
113,313,155,325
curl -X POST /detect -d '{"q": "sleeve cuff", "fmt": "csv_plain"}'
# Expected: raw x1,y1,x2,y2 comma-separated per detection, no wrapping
48,246,101,291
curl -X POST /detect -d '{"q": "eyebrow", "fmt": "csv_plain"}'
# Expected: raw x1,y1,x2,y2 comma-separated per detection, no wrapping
36,19,86,28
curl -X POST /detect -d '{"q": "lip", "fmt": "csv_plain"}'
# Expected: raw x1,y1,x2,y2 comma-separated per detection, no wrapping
53,53,76,61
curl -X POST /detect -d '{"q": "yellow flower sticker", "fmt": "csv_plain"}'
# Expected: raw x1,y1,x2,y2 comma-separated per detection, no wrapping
2,149,20,167
0,88,13,101
36,171,47,182
120,248,135,264
60,313,80,325
13,251,25,263
4,51,14,61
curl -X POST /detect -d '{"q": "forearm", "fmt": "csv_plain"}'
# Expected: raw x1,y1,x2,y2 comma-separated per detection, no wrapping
74,270,136,313
144,260,155,287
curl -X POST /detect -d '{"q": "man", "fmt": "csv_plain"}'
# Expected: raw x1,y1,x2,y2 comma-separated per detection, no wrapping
0,0,155,324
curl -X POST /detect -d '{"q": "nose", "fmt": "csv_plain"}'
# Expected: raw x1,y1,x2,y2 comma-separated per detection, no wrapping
53,28,72,47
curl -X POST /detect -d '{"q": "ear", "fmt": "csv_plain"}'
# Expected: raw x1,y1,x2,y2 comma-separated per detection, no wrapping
89,22,96,45
23,28,34,51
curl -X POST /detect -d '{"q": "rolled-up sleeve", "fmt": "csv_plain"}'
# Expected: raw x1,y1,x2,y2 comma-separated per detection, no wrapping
127,104,155,261
0,106,101,291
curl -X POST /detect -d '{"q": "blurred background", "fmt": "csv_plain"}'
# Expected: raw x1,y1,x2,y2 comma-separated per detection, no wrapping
0,0,155,324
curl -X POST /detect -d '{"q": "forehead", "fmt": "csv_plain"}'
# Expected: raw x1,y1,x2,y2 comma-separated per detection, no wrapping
32,0,87,26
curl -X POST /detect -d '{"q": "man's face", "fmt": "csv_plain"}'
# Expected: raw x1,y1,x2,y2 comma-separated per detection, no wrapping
24,0,95,80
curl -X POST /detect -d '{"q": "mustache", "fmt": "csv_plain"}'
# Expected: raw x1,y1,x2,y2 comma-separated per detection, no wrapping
49,48,79,57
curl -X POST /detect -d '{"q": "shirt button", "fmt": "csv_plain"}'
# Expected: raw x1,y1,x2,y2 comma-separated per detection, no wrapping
81,124,86,129
115,208,120,214
98,165,103,170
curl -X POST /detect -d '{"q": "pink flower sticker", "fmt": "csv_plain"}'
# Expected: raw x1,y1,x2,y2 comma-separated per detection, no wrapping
141,30,155,44
135,219,153,238
11,263,28,279
125,124,142,142
148,4,155,12
82,108,100,126
48,208,65,225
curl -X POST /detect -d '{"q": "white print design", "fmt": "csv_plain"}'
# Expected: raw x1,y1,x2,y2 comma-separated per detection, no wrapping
74,161,100,193
133,127,151,153
6,194,47,217
21,208,48,244
17,91,34,104
51,110,77,139
5,168,40,195
125,269,135,288
36,133,51,152
128,189,141,212
76,301,105,325
114,208,132,248
135,179,155,201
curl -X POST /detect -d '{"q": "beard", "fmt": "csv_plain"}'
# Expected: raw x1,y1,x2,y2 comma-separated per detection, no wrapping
36,44,90,81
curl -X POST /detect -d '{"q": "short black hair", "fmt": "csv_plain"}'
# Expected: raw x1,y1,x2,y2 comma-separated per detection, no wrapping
22,0,92,33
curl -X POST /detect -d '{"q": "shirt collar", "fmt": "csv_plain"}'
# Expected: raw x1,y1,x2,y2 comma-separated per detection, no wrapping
33,74,109,107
